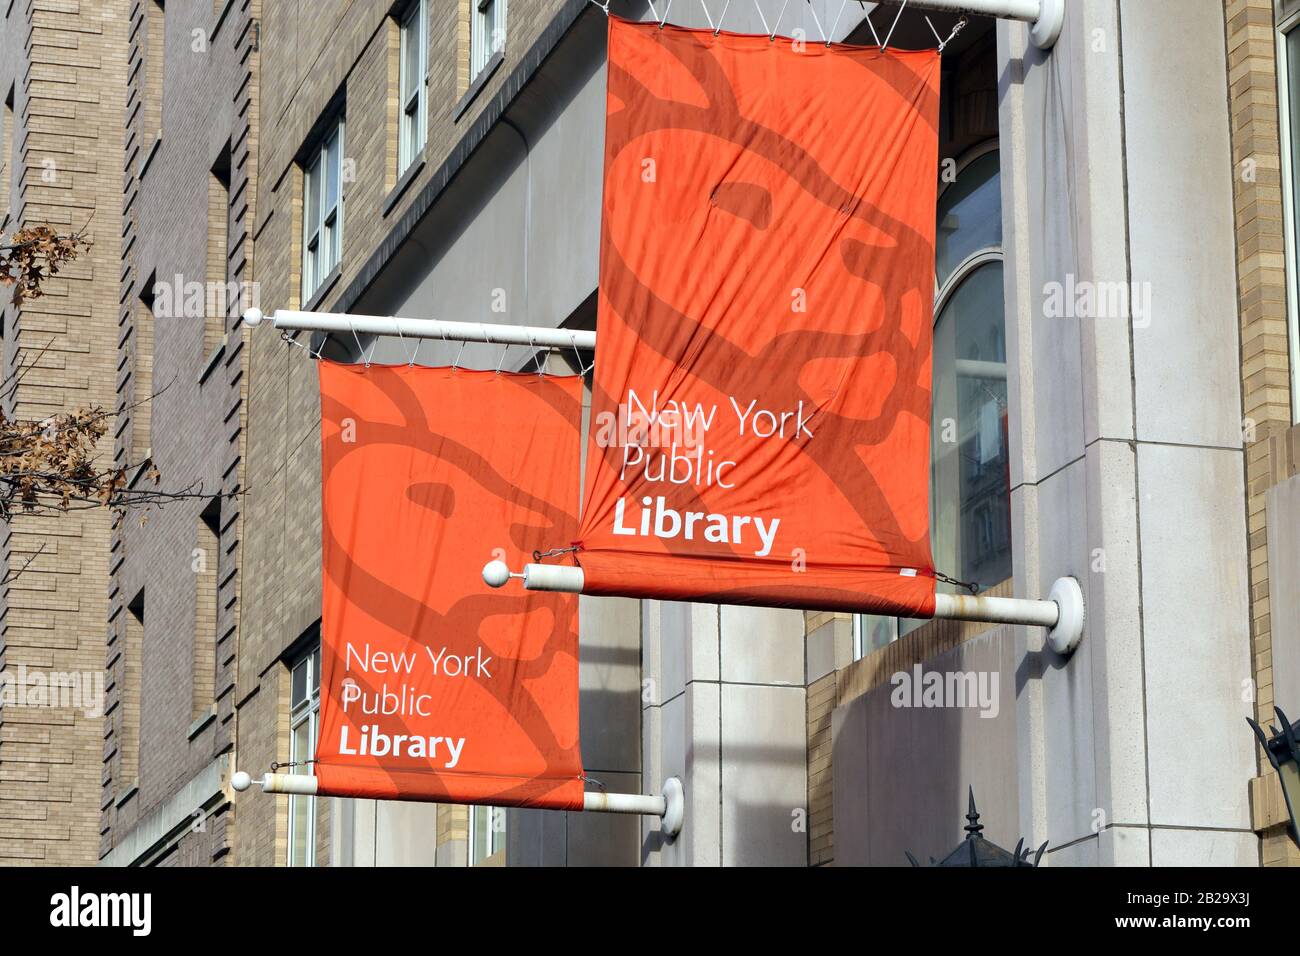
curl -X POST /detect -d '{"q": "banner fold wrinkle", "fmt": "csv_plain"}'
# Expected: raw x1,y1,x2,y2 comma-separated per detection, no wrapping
315,363,585,810
576,17,942,616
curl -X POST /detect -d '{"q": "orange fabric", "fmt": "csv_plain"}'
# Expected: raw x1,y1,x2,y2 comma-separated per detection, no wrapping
315,363,584,809
576,18,941,616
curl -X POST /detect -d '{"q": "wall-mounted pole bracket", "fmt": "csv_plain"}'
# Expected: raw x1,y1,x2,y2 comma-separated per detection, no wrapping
485,561,1086,655
231,771,685,839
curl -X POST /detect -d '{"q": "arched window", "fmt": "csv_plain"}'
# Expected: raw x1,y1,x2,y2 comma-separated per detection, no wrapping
854,144,1010,658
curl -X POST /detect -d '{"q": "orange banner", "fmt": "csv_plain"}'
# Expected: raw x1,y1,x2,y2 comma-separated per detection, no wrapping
315,363,584,809
574,18,942,615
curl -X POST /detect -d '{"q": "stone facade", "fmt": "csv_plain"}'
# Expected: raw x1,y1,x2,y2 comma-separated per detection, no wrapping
0,0,1298,868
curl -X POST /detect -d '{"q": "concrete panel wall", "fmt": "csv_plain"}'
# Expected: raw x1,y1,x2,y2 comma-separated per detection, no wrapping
832,629,1019,866
1265,475,1300,721
996,0,1257,866
640,600,808,866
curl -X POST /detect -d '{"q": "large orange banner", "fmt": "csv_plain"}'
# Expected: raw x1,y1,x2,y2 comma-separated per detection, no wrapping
573,18,942,615
315,363,584,809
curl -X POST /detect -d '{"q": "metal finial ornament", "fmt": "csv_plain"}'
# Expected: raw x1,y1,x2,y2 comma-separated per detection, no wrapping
905,787,1048,867
1247,706,1300,847
964,786,984,838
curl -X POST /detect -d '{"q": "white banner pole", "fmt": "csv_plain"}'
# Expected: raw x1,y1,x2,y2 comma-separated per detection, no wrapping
230,771,685,836
484,561,1085,655
244,308,596,351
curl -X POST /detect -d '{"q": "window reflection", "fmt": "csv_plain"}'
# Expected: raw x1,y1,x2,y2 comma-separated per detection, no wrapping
854,147,1010,659
931,261,1011,592
936,150,1002,289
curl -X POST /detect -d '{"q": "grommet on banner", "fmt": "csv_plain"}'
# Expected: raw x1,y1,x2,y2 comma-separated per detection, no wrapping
527,330,547,377
700,0,715,32
924,14,943,47
714,0,731,36
393,317,418,367
568,332,585,376
859,1,882,47
770,0,788,40
583,0,1060,51
347,317,371,368
880,0,908,52
804,0,826,44
827,0,849,46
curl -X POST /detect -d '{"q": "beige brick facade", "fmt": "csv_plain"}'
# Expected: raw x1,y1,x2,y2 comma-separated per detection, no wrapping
1224,0,1300,865
235,0,578,866
0,0,129,867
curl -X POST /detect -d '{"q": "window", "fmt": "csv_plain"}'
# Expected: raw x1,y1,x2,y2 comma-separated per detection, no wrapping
301,117,344,303
2,85,13,220
1276,6,1300,421
120,589,146,790
470,0,507,81
468,805,505,864
854,146,1010,661
399,0,427,174
207,142,231,356
287,643,321,867
192,498,220,720
131,276,156,467
143,1,165,156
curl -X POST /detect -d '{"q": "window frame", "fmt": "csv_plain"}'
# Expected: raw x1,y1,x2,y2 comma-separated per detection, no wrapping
398,0,427,175
853,141,1007,661
301,116,345,304
468,804,504,865
470,0,507,82
287,644,321,867
1275,8,1300,423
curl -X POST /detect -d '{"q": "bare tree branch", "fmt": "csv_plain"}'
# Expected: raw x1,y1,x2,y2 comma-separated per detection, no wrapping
1,541,46,587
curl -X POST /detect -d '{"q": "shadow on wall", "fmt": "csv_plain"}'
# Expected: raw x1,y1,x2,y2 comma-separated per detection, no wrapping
832,627,1020,865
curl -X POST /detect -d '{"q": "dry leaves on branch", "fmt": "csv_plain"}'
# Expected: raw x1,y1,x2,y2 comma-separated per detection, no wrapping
0,225,93,306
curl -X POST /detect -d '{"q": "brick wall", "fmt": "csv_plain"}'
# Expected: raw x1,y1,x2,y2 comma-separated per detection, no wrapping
100,0,260,864
237,0,578,865
0,0,129,867
1223,0,1300,865
806,670,836,866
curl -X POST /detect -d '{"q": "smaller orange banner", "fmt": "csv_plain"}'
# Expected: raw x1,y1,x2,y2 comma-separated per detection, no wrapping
314,363,584,809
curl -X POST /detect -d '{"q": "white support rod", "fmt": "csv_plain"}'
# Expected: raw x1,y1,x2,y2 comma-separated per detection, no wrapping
584,790,664,815
932,589,1057,628
484,561,1085,654
242,308,597,351
871,0,1064,49
244,312,1020,373
876,0,1041,19
231,771,686,837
